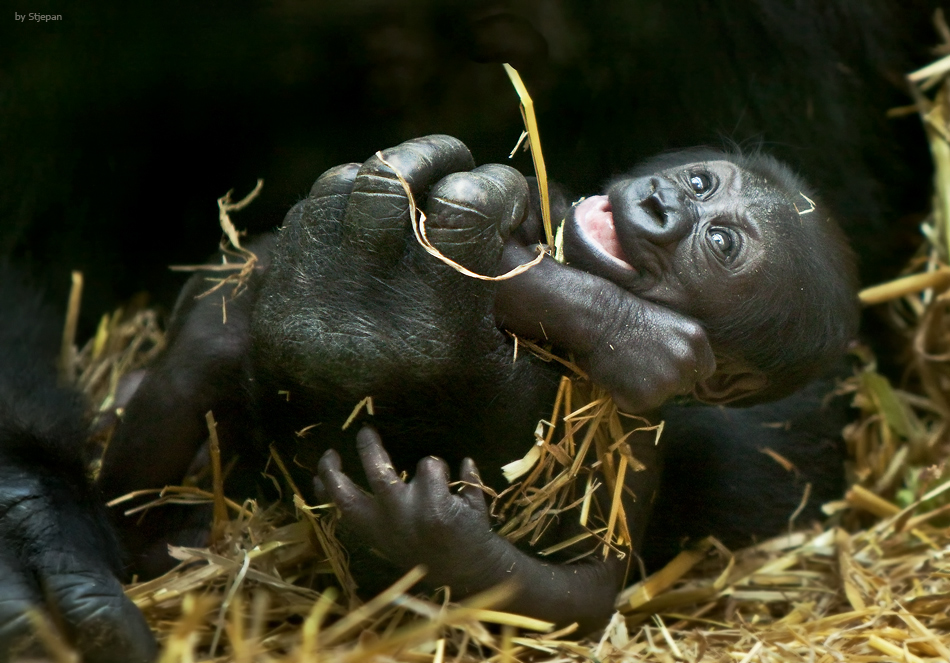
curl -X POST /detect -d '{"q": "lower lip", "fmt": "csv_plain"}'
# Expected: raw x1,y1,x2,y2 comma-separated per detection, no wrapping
573,196,635,270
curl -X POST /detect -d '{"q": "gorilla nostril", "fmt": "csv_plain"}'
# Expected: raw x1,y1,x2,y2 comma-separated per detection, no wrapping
639,191,668,226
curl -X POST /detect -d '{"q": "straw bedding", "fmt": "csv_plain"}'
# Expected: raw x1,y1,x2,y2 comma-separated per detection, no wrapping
33,45,950,663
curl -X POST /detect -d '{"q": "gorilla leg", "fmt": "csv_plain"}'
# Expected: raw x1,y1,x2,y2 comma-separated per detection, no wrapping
98,235,276,577
641,377,850,570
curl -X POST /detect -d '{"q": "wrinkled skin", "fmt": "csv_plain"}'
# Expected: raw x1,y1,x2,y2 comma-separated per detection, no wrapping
0,466,155,663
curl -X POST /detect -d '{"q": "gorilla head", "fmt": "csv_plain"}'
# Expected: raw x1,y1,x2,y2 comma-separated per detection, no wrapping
562,149,858,405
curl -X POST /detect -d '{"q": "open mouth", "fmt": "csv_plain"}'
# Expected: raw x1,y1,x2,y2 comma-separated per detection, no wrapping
567,196,636,271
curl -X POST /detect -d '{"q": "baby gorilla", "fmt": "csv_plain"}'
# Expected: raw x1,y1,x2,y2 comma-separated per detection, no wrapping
97,135,857,636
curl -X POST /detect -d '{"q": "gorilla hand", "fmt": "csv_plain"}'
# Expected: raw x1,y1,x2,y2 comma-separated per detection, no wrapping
314,426,623,633
495,242,715,412
314,426,496,595
495,190,716,413
0,458,155,663
251,134,554,448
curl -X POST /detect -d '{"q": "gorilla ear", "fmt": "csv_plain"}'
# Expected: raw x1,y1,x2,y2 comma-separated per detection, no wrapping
692,366,769,405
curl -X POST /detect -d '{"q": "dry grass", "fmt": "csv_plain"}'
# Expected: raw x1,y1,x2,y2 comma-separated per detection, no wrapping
32,47,950,663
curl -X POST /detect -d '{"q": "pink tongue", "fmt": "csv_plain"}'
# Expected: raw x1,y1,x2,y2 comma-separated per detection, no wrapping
576,196,630,265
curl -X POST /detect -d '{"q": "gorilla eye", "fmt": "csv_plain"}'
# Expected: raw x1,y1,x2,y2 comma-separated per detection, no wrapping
707,228,735,256
688,172,713,196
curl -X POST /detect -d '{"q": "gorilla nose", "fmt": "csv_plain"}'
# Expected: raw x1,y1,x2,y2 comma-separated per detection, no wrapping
633,177,691,244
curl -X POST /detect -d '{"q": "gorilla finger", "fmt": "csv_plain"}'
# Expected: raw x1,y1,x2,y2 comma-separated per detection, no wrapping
313,475,330,504
317,450,378,523
305,162,361,224
0,552,42,662
355,426,405,497
342,135,476,263
318,447,343,474
510,177,572,247
277,163,361,249
309,163,361,201
422,164,529,274
39,563,156,663
413,456,453,503
366,135,475,204
458,458,489,516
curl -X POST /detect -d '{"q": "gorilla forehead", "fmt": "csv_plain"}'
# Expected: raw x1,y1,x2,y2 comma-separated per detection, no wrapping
621,148,812,201
620,148,734,179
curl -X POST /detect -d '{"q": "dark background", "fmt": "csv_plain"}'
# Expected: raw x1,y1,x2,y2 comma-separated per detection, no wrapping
1,1,941,336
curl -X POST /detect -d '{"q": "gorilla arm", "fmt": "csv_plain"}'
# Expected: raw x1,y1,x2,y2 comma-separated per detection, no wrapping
0,267,155,663
492,176,716,414
495,242,716,413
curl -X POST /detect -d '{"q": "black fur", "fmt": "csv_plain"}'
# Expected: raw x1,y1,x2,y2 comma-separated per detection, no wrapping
0,264,156,662
643,376,851,569
708,153,859,402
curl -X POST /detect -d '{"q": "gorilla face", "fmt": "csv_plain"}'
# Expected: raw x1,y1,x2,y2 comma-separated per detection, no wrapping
563,158,796,324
